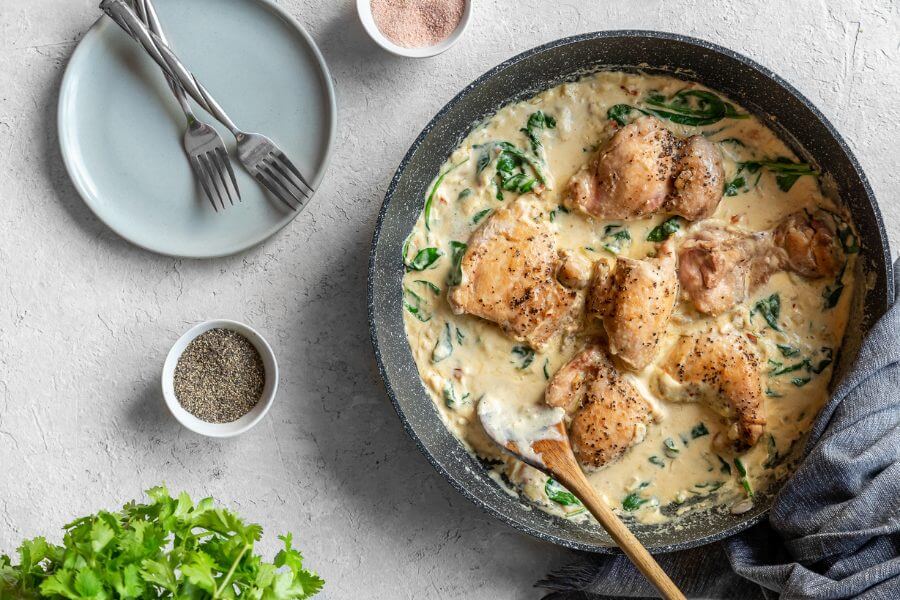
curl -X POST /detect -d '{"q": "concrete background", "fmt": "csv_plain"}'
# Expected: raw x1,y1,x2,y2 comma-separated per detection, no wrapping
1,0,898,598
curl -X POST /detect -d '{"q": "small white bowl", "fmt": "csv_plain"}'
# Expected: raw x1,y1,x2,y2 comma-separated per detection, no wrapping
161,319,278,438
357,0,472,58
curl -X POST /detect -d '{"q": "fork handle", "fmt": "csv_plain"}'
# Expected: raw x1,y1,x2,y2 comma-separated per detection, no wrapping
100,0,241,135
131,0,194,119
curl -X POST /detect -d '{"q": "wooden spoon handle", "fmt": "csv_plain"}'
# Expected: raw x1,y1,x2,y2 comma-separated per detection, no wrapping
566,475,686,600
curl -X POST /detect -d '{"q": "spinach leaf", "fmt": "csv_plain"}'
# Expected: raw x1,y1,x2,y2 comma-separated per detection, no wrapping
447,241,467,286
826,212,860,254
811,347,833,374
521,110,556,154
415,280,440,295
791,377,811,387
763,434,780,468
607,104,636,126
646,216,681,242
649,455,666,468
602,224,632,255
403,288,431,322
471,208,492,224
691,423,709,438
443,382,459,408
642,89,748,126
717,455,732,475
823,262,847,309
455,327,465,345
458,188,473,200
663,437,680,458
543,358,551,380
622,493,650,511
407,247,443,271
765,387,783,398
771,359,810,376
777,344,800,357
752,293,781,330
734,458,754,497
431,323,454,363
723,175,746,197
424,157,469,231
549,205,569,223
511,345,535,370
545,478,580,506
739,158,816,192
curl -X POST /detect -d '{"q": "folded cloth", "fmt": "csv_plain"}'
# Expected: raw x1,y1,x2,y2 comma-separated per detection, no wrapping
538,259,900,600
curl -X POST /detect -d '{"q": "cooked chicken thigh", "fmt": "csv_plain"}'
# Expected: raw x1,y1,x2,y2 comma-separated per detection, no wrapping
679,211,844,315
447,198,582,350
587,240,679,370
658,329,765,450
565,116,723,222
773,211,843,278
678,226,779,315
546,345,652,469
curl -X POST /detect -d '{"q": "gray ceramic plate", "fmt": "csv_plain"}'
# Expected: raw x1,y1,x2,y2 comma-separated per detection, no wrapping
369,32,893,553
59,0,335,258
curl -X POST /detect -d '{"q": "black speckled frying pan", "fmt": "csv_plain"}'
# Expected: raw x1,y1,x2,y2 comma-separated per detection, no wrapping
367,31,893,553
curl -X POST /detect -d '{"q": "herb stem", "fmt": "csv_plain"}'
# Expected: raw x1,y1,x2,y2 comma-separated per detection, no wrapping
214,544,250,599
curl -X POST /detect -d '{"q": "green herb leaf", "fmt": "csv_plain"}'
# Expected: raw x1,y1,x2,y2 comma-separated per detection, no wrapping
777,344,800,357
622,493,650,511
543,358,551,381
471,208,492,224
771,359,810,376
407,247,443,271
823,262,847,309
649,455,666,468
717,455,732,475
446,241,467,287
765,387,783,398
691,423,709,438
663,437,680,458
403,288,432,322
415,280,440,295
511,345,535,370
791,377,811,387
724,175,746,197
0,488,324,600
549,204,569,223
607,104,636,126
458,188,473,200
646,216,681,242
545,479,580,506
811,347,834,374
432,323,454,363
734,458,754,497
752,294,781,330
424,157,469,231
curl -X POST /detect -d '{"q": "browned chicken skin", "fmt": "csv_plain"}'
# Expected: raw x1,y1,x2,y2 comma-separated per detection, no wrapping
679,210,844,315
546,345,652,469
447,198,582,350
659,329,766,450
565,116,724,222
587,240,679,370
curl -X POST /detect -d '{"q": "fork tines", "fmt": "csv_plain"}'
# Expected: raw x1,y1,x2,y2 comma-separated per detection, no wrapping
253,151,314,210
191,149,240,211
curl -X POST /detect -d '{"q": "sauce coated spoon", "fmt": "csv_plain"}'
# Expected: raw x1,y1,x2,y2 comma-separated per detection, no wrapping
477,396,686,600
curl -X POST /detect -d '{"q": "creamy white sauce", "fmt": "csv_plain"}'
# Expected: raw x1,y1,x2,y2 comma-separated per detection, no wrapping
477,395,565,468
400,71,856,525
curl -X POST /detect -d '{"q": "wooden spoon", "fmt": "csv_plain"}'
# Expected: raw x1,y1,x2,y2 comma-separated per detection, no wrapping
477,396,685,600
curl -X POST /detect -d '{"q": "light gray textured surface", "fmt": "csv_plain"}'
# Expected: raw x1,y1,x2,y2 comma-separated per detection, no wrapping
0,1,898,598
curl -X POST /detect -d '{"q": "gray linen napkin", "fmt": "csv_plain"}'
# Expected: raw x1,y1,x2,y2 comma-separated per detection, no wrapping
538,259,900,600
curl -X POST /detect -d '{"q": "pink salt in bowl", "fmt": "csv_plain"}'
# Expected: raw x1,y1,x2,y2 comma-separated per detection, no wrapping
357,0,472,58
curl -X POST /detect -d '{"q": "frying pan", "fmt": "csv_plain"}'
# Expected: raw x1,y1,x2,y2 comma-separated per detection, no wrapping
368,31,893,552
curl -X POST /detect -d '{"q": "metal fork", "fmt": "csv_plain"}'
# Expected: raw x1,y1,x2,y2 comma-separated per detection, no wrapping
131,0,239,211
101,0,314,210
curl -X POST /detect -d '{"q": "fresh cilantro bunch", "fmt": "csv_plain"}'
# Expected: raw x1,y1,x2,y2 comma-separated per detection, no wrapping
0,487,323,599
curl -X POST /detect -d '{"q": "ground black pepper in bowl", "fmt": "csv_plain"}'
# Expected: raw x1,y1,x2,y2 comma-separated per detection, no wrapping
173,328,266,423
